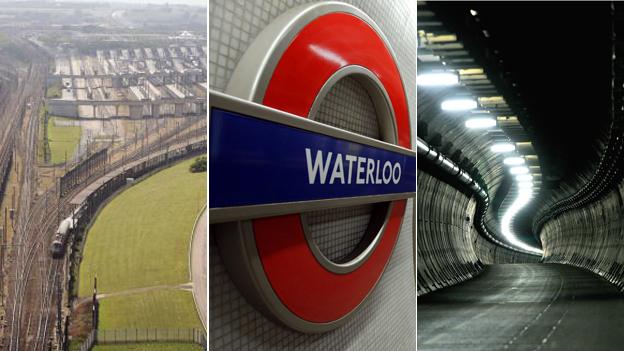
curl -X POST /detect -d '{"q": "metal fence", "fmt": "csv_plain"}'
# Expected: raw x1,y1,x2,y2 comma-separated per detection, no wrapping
78,328,206,351
78,330,96,351
98,328,206,344
60,148,108,197
71,141,207,351
0,136,13,209
73,140,206,232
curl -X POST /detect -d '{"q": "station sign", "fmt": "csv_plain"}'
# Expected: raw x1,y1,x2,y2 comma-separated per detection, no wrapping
209,92,415,222
209,2,414,334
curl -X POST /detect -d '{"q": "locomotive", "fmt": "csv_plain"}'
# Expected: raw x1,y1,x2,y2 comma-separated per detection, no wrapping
51,215,76,259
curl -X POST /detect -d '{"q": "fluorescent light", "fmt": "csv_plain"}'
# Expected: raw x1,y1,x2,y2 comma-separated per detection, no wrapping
503,157,525,165
441,98,477,111
510,166,529,174
417,72,459,86
499,165,542,255
470,9,478,16
465,117,496,129
500,191,542,255
516,174,533,181
490,142,515,153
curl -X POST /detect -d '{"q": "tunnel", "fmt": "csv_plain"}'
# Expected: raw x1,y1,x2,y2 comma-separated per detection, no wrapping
417,2,624,350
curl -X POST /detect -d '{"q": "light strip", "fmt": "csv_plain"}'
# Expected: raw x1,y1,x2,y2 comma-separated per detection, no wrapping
515,174,533,181
441,98,478,111
417,72,459,86
510,166,529,174
500,185,543,255
490,142,515,153
465,117,496,129
503,156,525,165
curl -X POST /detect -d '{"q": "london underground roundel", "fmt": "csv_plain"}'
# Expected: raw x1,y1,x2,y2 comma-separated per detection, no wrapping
211,2,413,333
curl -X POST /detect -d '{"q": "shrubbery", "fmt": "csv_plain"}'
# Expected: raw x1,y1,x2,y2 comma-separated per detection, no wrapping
189,156,206,173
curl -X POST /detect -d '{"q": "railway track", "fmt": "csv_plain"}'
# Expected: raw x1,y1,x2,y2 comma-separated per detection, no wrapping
4,60,55,351
0,35,207,351
3,94,206,350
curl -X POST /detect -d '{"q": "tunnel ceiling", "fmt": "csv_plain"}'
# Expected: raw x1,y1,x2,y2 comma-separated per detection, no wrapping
422,2,614,245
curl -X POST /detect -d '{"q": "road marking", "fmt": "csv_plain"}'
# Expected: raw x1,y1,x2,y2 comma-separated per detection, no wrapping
533,309,569,351
504,268,564,348
423,265,536,345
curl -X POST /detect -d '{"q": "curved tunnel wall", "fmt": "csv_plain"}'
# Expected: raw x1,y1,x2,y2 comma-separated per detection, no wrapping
541,183,624,288
417,171,480,296
418,88,515,246
417,171,540,296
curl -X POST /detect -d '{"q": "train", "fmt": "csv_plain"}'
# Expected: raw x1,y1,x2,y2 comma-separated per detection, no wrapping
51,215,76,259
50,139,207,258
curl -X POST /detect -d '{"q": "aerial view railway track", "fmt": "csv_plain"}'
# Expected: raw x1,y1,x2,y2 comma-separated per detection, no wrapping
0,27,208,348
0,55,205,351
3,99,206,350
0,2,209,349
2,59,65,351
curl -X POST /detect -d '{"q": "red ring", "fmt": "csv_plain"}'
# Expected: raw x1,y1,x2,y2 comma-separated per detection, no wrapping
253,12,410,323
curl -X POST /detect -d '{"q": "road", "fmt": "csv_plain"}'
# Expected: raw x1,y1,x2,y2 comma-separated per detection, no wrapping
418,263,624,351
191,208,206,329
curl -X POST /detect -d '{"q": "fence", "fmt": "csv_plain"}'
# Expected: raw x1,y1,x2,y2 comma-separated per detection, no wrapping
73,140,206,232
71,140,207,351
60,148,108,197
78,328,206,351
78,330,96,351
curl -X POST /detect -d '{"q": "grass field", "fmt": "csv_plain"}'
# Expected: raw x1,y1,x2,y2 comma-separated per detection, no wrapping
78,157,206,296
48,116,81,164
77,157,206,333
98,290,201,329
92,343,203,351
46,82,62,98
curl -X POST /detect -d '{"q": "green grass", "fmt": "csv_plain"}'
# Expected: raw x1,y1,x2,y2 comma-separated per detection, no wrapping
92,343,203,351
46,82,62,98
48,116,81,164
78,157,206,296
98,290,201,329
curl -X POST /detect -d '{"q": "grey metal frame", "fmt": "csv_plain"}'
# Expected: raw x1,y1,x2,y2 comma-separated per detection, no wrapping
210,91,413,156
308,65,398,144
215,205,407,333
301,202,392,274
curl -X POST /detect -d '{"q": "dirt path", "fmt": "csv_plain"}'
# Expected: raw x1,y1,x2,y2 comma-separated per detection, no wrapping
74,282,193,308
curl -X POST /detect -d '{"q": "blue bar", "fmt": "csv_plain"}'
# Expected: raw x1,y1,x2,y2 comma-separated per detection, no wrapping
209,108,415,208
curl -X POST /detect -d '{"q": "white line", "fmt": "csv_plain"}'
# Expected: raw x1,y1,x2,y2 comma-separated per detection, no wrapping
505,271,565,348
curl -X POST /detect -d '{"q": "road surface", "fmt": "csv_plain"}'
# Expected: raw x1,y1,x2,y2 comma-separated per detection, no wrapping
418,263,624,350
191,208,207,329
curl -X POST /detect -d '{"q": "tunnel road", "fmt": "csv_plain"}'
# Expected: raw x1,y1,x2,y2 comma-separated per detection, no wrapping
418,264,624,351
